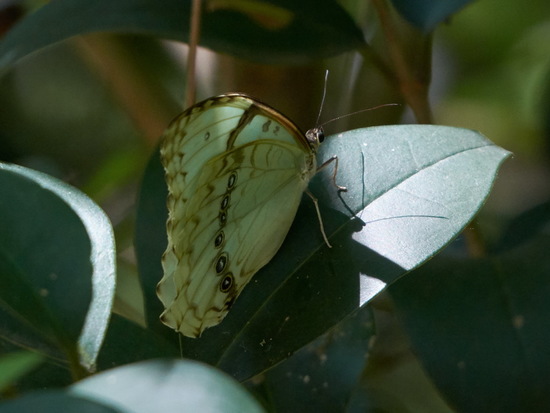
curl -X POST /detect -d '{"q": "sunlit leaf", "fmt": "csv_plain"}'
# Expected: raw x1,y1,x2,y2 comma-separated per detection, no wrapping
71,359,265,413
135,125,510,381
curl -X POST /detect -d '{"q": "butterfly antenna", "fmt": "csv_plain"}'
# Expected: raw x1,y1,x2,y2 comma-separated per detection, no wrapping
318,103,400,128
315,70,330,127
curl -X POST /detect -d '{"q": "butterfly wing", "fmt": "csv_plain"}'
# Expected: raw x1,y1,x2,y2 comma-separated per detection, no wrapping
158,95,316,337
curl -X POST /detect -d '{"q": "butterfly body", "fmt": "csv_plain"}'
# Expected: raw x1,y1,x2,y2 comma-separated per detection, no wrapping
158,94,322,338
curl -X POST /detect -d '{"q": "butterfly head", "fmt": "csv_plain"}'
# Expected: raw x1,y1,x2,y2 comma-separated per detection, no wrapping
305,126,325,151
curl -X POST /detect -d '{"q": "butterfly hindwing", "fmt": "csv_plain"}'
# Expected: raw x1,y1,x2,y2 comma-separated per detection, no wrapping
158,95,317,337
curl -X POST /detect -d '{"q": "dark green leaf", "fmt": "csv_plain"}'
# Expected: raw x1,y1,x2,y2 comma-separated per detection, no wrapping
71,359,265,413
390,235,550,411
0,0,364,73
134,149,171,340
0,391,122,413
97,314,179,370
494,200,550,252
250,305,375,412
0,163,116,371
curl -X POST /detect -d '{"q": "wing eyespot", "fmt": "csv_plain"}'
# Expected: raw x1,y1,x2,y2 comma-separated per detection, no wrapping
221,194,230,210
220,273,234,293
227,172,237,189
215,253,228,274
214,231,224,248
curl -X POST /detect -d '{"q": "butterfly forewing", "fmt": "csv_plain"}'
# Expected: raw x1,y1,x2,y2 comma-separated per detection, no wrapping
158,95,317,337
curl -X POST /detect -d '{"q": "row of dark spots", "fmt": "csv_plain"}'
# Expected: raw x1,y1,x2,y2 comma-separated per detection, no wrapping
213,171,238,300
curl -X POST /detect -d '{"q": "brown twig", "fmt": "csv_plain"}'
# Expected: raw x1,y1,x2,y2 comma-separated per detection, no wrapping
371,0,433,124
77,34,176,146
186,0,202,108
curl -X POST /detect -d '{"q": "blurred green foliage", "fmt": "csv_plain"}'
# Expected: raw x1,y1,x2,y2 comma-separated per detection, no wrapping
0,0,549,411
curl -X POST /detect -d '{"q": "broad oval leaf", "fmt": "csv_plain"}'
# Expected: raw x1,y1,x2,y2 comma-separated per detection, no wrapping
251,305,375,412
315,125,511,272
0,163,116,371
135,125,510,381
390,234,550,411
71,359,265,413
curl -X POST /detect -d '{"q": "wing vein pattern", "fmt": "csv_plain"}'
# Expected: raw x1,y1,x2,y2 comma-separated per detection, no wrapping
157,94,318,337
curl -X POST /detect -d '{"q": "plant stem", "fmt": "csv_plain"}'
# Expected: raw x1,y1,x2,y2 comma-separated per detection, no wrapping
372,0,433,124
186,0,202,108
77,35,176,146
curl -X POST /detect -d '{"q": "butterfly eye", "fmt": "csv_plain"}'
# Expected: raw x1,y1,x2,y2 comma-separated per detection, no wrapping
220,273,234,292
305,127,324,145
316,127,325,143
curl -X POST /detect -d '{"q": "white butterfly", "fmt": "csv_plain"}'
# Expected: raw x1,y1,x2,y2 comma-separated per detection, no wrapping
157,94,341,338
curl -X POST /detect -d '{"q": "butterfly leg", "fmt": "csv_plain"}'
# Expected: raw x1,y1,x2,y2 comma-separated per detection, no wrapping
305,189,332,248
316,156,347,192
